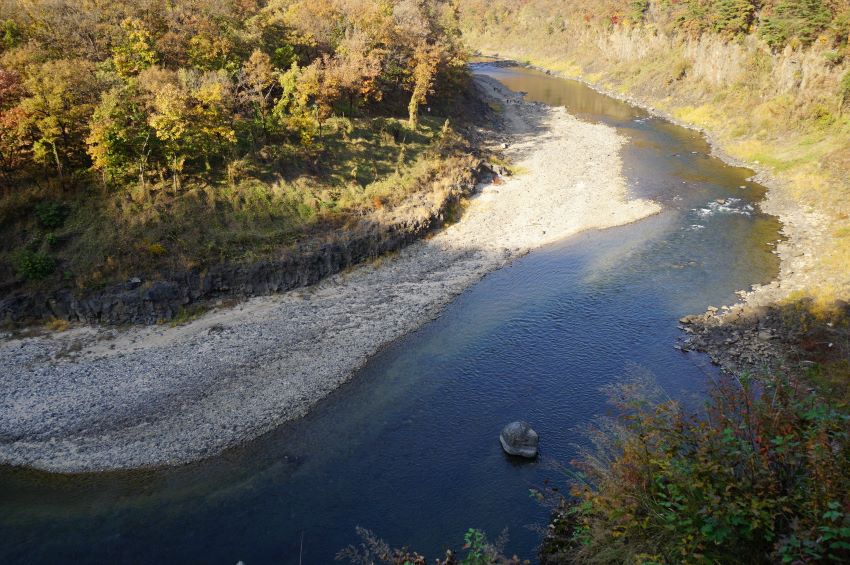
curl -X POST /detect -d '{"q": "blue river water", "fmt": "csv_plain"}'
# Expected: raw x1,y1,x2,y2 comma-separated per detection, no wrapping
0,62,781,563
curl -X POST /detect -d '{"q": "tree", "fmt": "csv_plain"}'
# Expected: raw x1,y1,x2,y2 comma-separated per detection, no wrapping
87,84,158,185
0,69,28,180
187,20,239,72
0,67,22,111
188,73,237,169
148,80,190,188
238,49,277,140
274,0,344,54
147,71,236,187
112,18,158,78
407,43,441,128
18,59,99,183
330,28,385,116
294,57,341,133
273,62,320,147
0,107,30,183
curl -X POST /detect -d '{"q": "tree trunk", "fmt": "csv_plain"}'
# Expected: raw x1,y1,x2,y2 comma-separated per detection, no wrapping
172,155,180,191
408,95,418,129
51,143,64,182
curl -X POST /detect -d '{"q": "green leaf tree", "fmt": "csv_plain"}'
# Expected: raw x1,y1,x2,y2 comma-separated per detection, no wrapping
87,84,158,186
18,59,99,184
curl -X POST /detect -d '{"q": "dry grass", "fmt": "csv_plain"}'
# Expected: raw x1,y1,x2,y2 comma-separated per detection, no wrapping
1,115,469,292
44,318,70,332
461,6,850,304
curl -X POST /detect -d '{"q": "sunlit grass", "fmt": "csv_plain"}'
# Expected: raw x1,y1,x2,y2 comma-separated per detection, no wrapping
1,114,470,290
462,19,850,311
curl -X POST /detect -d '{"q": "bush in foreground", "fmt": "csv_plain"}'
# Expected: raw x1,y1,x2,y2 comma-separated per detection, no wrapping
338,527,527,564
546,376,850,564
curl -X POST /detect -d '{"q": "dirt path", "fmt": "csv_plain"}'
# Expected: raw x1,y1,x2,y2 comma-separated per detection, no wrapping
0,76,659,473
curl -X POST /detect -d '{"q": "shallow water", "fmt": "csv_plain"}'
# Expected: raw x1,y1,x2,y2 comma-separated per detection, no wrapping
0,62,781,563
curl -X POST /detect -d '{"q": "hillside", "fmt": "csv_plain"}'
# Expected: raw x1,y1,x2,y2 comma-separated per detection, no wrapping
0,0,477,324
459,0,850,308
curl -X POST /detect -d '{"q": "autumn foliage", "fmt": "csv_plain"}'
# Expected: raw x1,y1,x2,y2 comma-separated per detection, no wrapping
545,376,850,563
0,0,465,188
0,0,471,288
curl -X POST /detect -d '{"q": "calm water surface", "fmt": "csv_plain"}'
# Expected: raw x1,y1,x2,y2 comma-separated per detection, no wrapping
0,62,781,563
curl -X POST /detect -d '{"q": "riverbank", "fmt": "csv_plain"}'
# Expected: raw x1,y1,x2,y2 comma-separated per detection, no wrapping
471,54,847,378
0,76,659,473
456,0,850,379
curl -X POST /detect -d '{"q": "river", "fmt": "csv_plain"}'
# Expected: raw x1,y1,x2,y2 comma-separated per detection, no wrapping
0,61,781,563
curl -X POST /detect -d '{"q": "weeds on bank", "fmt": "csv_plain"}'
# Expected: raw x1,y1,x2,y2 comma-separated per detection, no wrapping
1,115,473,293
337,527,527,564
167,305,209,327
546,376,850,564
44,317,70,332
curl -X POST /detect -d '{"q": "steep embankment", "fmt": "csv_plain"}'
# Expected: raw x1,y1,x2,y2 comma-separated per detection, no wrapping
459,6,850,374
0,77,658,472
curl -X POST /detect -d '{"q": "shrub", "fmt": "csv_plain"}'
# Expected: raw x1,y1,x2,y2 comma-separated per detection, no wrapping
711,0,757,37
44,317,70,332
824,50,844,66
336,527,523,564
810,103,836,127
562,376,850,563
760,0,832,49
144,242,167,256
627,0,649,25
0,19,20,51
12,249,56,280
34,201,68,229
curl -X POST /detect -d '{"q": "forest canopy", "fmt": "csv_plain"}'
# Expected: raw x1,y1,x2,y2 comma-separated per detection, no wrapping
0,0,466,187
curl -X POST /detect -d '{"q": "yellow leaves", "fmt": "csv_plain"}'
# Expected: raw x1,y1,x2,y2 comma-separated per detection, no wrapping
32,138,51,164
187,33,236,71
276,62,311,115
149,83,189,144
408,43,443,127
147,72,236,166
143,242,167,256
112,18,157,78
280,0,343,48
17,58,99,172
243,49,276,95
85,92,117,172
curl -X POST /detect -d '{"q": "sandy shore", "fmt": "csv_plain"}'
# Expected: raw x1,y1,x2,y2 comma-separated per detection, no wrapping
0,76,659,473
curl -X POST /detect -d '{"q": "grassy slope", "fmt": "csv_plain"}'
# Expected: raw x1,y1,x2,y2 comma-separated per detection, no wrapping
460,17,850,306
0,114,476,297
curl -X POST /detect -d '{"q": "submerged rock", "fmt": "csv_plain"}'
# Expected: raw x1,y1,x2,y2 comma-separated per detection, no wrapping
500,421,539,458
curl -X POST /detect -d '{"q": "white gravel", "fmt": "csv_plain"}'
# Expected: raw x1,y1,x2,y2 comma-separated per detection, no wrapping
0,76,659,472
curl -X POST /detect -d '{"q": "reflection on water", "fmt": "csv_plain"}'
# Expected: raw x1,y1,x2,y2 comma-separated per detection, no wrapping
0,62,780,564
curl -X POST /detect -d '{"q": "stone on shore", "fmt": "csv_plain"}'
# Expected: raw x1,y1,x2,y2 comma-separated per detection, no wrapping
500,421,539,458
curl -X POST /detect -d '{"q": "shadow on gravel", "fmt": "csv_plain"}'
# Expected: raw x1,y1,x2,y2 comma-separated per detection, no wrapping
681,297,850,399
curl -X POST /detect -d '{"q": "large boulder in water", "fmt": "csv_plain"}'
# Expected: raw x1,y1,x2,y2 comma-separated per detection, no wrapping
500,421,539,458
